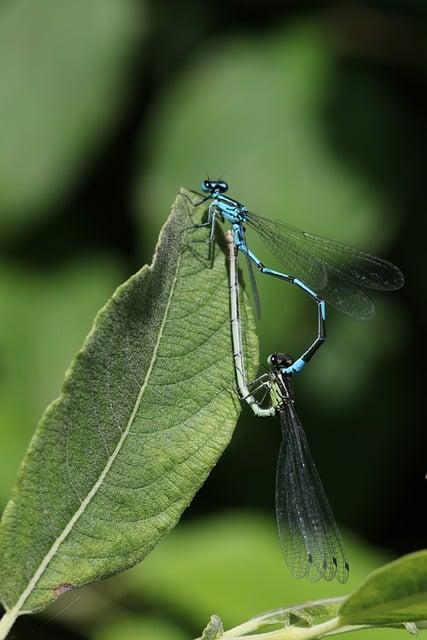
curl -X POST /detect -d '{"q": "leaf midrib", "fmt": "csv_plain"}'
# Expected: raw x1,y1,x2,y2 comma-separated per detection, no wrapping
11,251,182,616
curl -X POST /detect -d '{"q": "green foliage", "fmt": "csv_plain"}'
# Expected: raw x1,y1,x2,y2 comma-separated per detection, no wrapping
0,0,145,238
0,4,420,640
340,550,427,625
94,614,188,640
40,512,403,640
125,513,418,640
195,547,427,639
118,513,426,640
0,192,257,622
123,512,385,630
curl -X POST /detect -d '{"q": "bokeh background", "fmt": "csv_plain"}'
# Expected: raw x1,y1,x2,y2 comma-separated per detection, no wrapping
0,1,426,638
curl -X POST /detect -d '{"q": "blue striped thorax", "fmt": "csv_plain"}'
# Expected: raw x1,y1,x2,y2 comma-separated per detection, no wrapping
200,179,248,223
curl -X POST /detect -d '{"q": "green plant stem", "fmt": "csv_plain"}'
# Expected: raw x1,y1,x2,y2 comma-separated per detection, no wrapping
223,616,342,640
0,609,18,640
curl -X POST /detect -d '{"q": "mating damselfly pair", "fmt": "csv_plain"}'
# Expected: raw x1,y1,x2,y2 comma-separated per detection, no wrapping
195,179,404,582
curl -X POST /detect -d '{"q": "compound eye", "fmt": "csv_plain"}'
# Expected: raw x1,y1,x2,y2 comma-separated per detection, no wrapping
201,180,212,193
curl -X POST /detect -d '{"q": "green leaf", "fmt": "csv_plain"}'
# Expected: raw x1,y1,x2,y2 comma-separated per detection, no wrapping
0,0,145,238
339,550,427,625
0,190,257,619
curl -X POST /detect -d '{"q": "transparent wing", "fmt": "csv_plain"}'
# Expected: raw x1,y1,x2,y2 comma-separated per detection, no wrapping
298,230,404,291
246,213,327,292
247,212,404,319
276,403,349,583
313,265,376,320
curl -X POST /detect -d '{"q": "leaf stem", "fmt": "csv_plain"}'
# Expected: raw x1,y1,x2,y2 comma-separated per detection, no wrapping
222,616,342,640
0,609,19,640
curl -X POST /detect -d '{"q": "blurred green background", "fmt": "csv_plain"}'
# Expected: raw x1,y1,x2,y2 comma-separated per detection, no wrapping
0,1,426,638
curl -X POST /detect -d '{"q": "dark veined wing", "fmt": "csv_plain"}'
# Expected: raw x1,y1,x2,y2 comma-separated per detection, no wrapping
247,212,404,319
313,265,376,320
276,402,349,583
298,230,404,291
245,212,327,293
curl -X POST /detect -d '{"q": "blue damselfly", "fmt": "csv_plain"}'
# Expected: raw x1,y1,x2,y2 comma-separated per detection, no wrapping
201,179,403,323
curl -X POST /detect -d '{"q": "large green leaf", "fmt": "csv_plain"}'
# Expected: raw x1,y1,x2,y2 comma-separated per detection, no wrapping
0,190,257,622
0,0,144,238
339,550,427,625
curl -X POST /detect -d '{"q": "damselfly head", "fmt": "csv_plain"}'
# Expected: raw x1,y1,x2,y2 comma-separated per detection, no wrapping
267,352,294,370
201,179,229,194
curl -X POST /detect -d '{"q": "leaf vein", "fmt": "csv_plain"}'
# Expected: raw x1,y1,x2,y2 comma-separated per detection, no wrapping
7,248,183,615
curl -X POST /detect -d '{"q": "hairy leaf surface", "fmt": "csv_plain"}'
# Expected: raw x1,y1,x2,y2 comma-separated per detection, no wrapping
0,189,257,615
